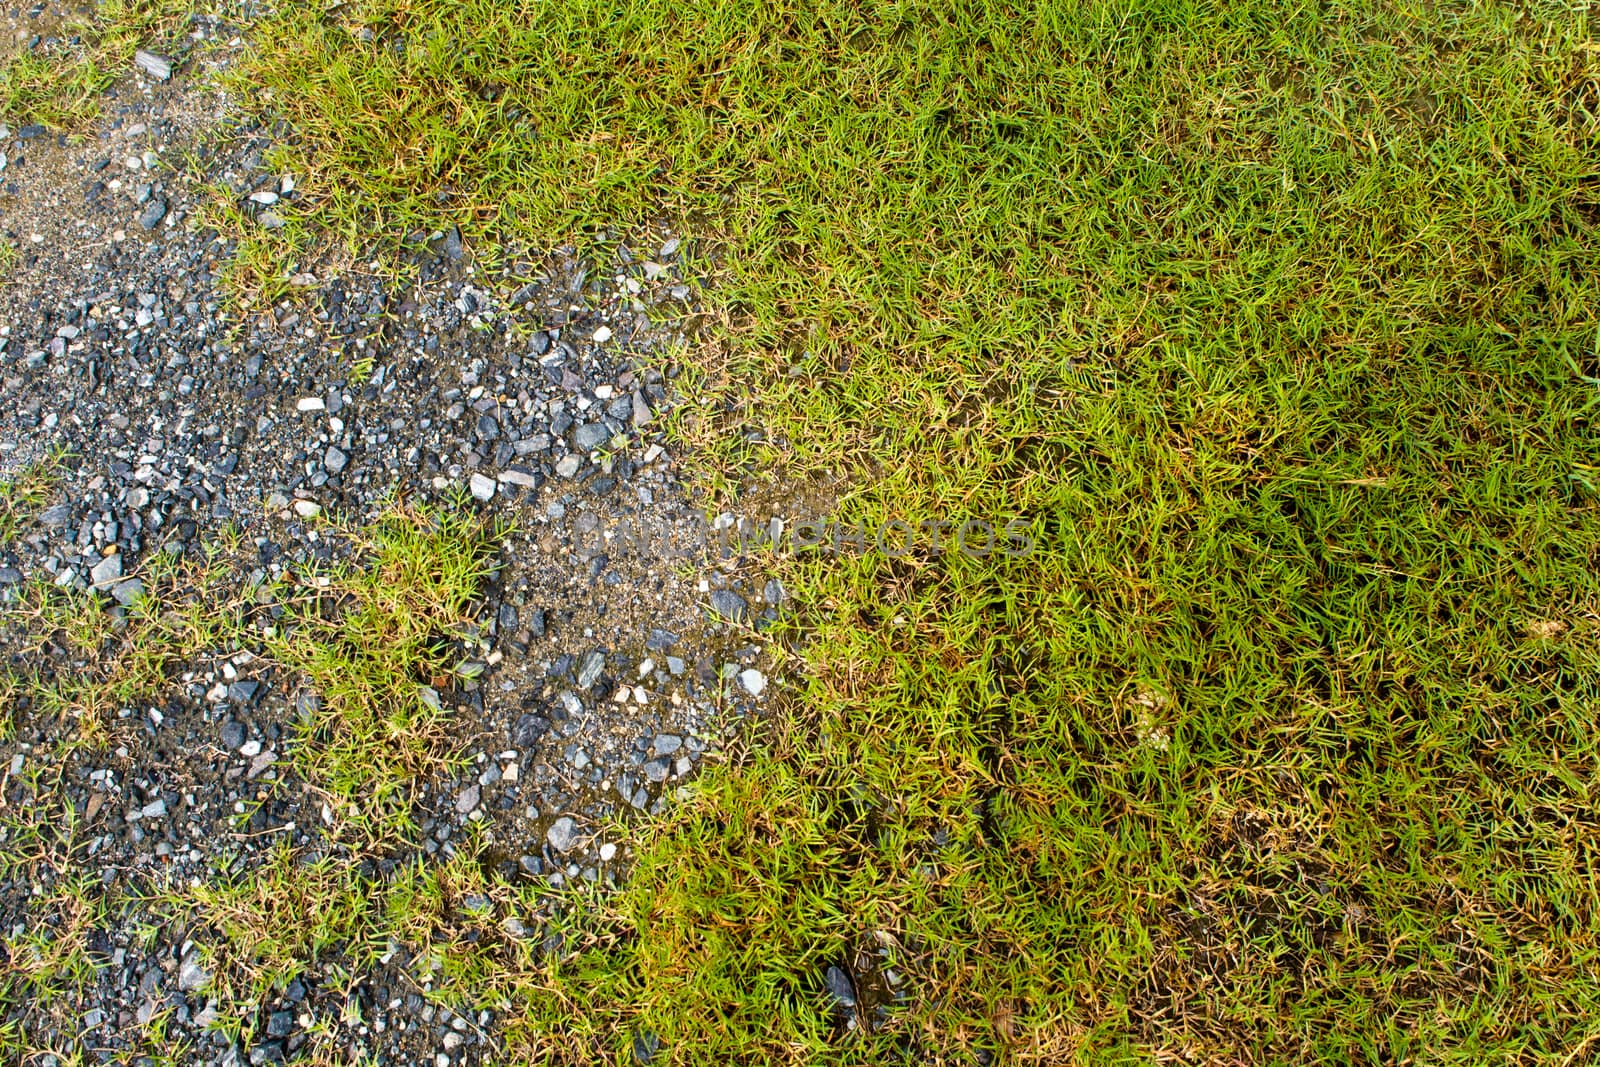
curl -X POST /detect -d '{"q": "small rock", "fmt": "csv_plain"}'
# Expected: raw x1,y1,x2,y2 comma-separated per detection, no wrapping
825,965,857,1008
469,473,497,501
574,423,610,451
631,391,653,427
89,554,122,587
177,951,208,992
134,50,172,81
739,669,767,697
512,713,550,747
577,650,605,690
323,446,348,473
443,225,464,261
653,734,682,756
219,720,246,750
110,578,145,606
456,785,481,815
708,589,748,622
546,816,578,852
137,199,167,230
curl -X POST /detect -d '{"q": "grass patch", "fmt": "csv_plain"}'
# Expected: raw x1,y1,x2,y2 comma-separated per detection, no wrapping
0,450,62,546
4,539,252,746
193,175,319,310
265,504,505,845
26,0,1600,1062
0,0,197,129
182,836,611,1057
0,504,509,1057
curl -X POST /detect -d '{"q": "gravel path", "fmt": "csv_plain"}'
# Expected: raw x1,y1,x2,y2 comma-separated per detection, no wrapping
0,17,780,1064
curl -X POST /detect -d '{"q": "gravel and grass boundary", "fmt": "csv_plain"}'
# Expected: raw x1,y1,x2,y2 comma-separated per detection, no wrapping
5,0,1600,1064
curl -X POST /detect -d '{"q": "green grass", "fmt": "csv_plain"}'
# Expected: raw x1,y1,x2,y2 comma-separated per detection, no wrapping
193,176,318,310
0,450,64,546
16,0,1600,1062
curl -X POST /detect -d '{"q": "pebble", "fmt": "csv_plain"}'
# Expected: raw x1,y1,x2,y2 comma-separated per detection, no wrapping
546,816,578,852
177,952,208,992
111,578,145,606
89,553,122,587
573,423,610,451
134,50,172,81
469,473,497,501
137,200,167,230
825,966,857,1008
739,669,767,697
577,650,606,689
709,589,748,621
456,785,481,815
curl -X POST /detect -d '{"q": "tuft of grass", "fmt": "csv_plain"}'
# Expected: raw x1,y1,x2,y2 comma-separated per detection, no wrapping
7,542,253,747
0,450,64,546
187,843,384,1010
194,177,318,310
265,504,506,845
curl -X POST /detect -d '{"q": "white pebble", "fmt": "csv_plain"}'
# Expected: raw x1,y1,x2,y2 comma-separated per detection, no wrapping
739,669,767,697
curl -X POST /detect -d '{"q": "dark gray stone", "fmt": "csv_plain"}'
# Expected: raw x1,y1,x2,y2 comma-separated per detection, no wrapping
708,589,747,621
138,199,167,230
